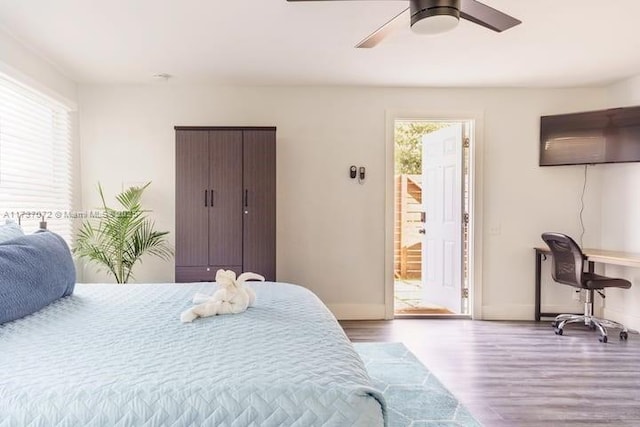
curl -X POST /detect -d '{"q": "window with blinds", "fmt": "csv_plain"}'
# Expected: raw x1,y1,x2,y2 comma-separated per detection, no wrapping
0,74,73,242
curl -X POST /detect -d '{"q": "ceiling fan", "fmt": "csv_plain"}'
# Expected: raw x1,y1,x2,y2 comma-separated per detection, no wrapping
287,0,522,48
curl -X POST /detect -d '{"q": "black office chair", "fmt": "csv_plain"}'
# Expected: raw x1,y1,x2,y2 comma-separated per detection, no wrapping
541,232,631,343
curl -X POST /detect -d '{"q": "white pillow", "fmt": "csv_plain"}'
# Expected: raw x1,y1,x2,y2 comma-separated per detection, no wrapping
0,220,24,243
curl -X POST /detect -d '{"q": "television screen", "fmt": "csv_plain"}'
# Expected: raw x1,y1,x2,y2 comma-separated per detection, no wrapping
540,106,640,166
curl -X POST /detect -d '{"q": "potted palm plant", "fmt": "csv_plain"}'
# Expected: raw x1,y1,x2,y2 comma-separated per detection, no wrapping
74,182,173,283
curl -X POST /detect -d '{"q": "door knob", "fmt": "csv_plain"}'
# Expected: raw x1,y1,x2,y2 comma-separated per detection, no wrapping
418,228,426,234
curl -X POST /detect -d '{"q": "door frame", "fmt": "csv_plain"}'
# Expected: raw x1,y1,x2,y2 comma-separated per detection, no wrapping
384,110,485,320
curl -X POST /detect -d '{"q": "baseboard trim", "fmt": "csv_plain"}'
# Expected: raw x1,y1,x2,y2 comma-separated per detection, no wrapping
481,304,585,321
540,304,591,315
481,305,532,321
329,303,589,321
603,307,640,332
327,304,386,320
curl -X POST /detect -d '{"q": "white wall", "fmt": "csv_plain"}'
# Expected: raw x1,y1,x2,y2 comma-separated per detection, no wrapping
77,84,606,319
0,29,76,106
600,75,640,330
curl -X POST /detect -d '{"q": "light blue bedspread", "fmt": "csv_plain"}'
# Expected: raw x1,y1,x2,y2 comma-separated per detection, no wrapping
0,283,385,427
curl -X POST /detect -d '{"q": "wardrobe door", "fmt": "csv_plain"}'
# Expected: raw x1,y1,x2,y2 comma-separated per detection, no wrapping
175,130,209,271
242,130,276,280
209,130,243,268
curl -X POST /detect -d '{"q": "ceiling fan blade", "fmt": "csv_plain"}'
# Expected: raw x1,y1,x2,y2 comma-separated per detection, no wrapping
459,0,521,32
356,7,410,48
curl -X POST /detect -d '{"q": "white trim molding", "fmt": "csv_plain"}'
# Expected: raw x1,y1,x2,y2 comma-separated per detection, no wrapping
604,307,640,332
327,304,386,320
481,304,533,321
384,110,485,320
482,304,588,321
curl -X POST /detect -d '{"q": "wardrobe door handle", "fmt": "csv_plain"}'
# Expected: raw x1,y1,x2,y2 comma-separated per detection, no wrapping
210,190,214,207
204,190,208,207
244,190,249,207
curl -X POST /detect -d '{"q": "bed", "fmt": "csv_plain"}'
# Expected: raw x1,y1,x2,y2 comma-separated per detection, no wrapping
0,282,385,426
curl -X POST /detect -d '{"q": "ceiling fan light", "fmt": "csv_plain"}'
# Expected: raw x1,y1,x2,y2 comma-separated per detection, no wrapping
410,1,461,35
411,14,459,35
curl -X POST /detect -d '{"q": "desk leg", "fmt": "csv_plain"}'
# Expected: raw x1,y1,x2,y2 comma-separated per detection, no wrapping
535,251,542,322
588,261,595,316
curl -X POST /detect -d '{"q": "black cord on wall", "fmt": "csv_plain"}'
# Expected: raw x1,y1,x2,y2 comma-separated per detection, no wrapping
579,165,588,247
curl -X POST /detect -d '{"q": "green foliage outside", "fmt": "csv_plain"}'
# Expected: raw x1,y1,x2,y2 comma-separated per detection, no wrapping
73,182,173,284
395,122,451,174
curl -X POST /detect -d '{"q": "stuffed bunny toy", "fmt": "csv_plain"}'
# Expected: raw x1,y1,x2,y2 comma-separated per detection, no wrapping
180,269,264,323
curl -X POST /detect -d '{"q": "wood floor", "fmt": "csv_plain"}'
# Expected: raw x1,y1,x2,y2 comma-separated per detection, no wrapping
341,319,640,427
394,307,455,315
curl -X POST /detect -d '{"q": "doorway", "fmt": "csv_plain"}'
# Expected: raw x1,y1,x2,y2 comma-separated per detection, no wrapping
393,119,472,317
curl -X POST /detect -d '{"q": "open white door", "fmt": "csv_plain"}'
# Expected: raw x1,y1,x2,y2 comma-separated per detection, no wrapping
421,124,463,313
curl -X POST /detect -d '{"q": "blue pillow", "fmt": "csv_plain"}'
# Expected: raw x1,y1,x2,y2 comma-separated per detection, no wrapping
0,231,76,324
0,220,24,243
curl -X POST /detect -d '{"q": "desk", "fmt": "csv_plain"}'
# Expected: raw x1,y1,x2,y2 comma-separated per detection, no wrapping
534,246,640,321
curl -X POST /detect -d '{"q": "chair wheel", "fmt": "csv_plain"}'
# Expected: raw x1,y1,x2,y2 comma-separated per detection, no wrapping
554,327,563,336
620,331,629,341
551,321,558,328
599,335,608,343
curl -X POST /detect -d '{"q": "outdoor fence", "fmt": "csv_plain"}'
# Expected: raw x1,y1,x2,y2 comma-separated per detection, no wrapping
394,174,423,280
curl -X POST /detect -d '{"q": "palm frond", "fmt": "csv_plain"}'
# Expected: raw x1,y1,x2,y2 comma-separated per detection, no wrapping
74,182,172,283
116,182,150,211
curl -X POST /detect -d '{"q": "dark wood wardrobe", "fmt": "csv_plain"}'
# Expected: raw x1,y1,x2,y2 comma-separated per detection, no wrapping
175,126,276,282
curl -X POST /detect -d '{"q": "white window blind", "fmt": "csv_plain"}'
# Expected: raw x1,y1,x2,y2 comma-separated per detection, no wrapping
0,74,73,241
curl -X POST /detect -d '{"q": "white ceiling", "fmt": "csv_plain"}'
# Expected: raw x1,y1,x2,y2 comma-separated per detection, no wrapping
1,0,640,87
